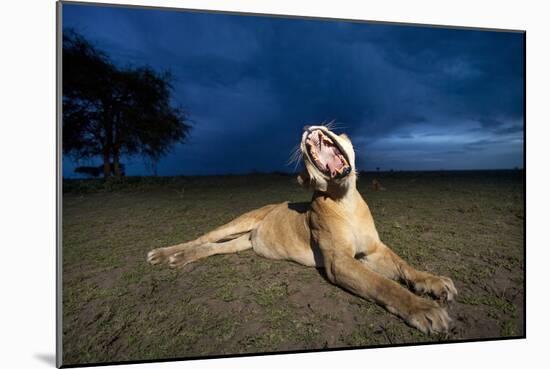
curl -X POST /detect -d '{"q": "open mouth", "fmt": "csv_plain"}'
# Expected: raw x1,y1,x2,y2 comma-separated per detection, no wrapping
305,129,351,179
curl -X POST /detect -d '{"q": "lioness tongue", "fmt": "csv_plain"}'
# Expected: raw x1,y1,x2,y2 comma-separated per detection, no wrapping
326,154,344,177
318,146,344,177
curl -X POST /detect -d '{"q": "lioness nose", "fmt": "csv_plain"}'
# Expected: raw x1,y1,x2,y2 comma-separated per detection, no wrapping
303,125,311,131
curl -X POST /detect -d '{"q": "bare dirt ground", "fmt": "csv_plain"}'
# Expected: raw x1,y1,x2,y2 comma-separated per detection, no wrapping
61,171,525,366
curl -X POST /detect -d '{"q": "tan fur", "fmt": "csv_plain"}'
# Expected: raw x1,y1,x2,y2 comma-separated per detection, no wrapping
147,125,457,334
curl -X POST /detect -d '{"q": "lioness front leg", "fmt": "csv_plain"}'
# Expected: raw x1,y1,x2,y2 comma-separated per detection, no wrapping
324,250,451,334
361,242,457,302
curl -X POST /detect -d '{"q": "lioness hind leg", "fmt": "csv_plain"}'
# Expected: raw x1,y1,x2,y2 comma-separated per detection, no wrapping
168,234,252,268
147,204,278,265
147,225,253,265
147,241,193,265
361,242,458,302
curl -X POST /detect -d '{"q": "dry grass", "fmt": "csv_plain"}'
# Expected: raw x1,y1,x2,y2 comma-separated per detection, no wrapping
61,171,525,366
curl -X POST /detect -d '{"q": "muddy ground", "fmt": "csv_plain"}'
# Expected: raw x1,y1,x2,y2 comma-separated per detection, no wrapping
61,171,525,366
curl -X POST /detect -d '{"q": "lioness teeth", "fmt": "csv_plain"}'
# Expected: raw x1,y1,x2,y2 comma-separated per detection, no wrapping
304,129,350,178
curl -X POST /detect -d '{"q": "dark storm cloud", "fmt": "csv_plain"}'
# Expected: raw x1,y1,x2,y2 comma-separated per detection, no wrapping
62,4,524,177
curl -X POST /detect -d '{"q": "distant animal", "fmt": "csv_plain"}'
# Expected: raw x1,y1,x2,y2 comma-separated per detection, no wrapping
371,179,386,191
74,163,126,177
147,125,456,334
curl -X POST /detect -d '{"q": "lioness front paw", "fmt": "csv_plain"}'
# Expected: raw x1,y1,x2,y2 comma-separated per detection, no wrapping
407,298,451,334
147,248,169,265
414,275,458,302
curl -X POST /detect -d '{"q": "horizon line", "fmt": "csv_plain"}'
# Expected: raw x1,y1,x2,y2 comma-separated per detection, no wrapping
62,167,525,180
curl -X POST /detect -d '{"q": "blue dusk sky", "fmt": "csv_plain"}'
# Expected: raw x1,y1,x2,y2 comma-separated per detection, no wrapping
61,3,525,177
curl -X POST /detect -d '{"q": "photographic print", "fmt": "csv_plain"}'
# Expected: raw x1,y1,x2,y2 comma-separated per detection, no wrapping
58,1,525,366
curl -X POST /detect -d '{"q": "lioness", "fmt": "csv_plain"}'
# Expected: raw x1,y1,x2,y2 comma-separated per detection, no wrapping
147,125,457,334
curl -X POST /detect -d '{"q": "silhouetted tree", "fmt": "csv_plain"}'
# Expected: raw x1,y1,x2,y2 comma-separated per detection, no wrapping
62,29,191,177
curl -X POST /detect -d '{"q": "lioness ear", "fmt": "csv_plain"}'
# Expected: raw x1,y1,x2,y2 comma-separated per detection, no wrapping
339,133,350,141
297,170,310,188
